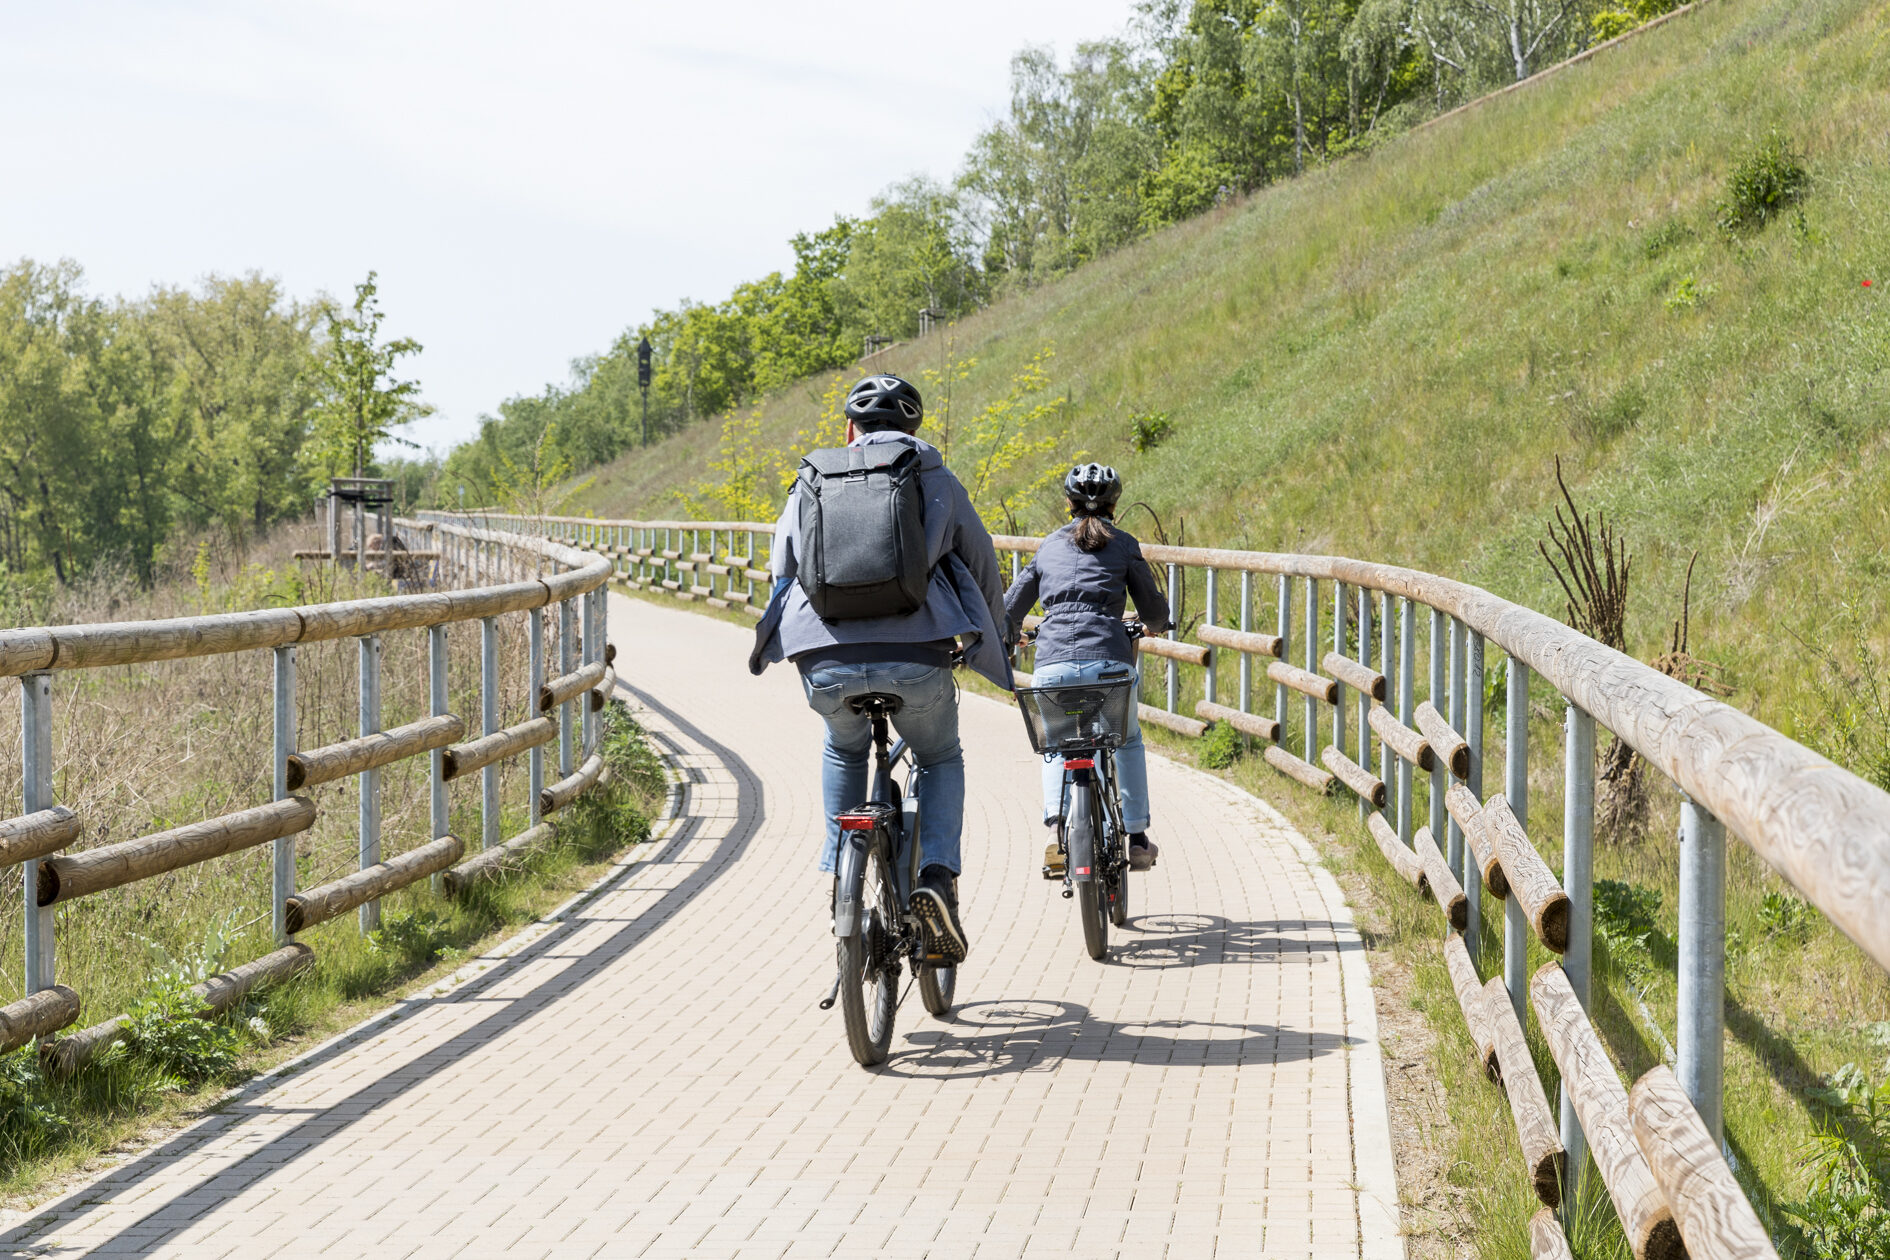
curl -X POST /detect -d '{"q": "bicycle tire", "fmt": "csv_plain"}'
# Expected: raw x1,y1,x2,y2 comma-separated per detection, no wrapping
1069,782,1109,961
918,963,956,1016
1109,859,1130,926
839,842,898,1065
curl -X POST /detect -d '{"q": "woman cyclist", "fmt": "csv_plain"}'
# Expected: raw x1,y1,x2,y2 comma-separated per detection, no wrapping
1004,464,1170,874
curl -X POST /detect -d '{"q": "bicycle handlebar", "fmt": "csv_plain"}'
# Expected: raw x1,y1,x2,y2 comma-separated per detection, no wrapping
1017,618,1146,648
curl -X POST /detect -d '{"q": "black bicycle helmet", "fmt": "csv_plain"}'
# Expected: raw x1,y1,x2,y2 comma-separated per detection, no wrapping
1064,462,1123,513
845,374,924,432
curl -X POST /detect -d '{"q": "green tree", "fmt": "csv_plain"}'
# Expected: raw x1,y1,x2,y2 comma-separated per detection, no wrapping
308,272,429,479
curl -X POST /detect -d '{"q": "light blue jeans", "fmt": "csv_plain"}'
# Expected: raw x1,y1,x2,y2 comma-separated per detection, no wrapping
1035,657,1152,833
800,661,963,876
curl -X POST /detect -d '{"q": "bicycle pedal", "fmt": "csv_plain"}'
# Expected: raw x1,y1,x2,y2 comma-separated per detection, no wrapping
1041,864,1063,881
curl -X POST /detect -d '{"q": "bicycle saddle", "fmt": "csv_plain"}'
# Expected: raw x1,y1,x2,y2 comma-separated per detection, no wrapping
846,692,903,717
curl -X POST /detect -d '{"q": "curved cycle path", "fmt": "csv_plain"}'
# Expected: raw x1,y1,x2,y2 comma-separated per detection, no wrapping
2,593,1400,1259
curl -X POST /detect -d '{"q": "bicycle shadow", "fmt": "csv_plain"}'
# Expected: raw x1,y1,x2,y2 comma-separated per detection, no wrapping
878,997,1353,1080
1106,912,1361,970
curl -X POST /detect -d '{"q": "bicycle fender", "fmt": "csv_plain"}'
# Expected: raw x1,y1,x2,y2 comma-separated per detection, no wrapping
834,831,869,937
1066,783,1097,882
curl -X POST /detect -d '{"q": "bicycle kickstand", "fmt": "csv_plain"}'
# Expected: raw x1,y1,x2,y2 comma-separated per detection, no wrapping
817,967,843,1011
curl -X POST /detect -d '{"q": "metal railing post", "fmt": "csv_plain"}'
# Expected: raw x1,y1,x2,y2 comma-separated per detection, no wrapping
1448,618,1468,884
21,673,55,990
1465,629,1484,956
1277,576,1291,740
560,598,577,776
1238,572,1253,723
358,634,383,932
582,591,598,755
1332,581,1348,766
1561,703,1597,1194
481,616,500,851
1379,592,1394,791
529,610,545,827
1204,569,1218,707
429,625,449,895
1304,579,1320,764
272,648,297,944
1357,587,1372,820
1429,608,1447,852
1504,657,1530,1023
1165,563,1180,714
1399,598,1415,844
1678,797,1727,1144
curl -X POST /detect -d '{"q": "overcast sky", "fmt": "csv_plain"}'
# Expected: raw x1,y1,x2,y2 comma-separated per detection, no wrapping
2,1,1138,454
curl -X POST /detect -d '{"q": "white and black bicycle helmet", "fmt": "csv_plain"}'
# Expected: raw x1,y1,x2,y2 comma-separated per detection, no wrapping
845,375,924,433
1064,462,1123,514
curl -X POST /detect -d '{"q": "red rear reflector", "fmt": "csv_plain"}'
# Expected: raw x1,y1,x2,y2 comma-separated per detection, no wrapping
1075,866,1092,875
838,815,876,830
1065,758,1095,770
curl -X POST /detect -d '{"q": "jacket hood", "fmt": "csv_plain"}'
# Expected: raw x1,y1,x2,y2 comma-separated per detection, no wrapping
852,428,944,470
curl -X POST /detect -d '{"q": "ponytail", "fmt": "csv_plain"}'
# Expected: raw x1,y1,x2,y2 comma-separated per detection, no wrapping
1069,502,1116,553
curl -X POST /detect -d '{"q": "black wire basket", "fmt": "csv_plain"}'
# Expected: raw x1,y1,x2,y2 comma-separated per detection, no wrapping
1014,677,1137,754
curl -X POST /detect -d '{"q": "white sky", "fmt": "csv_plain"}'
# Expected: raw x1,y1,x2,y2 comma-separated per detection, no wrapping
2,0,1137,453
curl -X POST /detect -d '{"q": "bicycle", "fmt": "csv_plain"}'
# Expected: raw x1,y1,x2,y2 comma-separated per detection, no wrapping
1013,622,1144,961
818,692,957,1066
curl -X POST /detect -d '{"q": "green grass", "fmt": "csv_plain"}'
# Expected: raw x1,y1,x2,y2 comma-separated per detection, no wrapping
582,2,1890,1249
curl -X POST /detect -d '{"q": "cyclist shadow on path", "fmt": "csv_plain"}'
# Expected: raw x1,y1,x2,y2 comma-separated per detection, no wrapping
1106,912,1362,971
880,998,1354,1081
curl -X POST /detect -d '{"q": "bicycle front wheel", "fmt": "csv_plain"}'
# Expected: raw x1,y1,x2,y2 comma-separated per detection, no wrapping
838,842,898,1065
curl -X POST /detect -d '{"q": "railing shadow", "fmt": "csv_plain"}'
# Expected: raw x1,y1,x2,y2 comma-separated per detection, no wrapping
1,684,755,1257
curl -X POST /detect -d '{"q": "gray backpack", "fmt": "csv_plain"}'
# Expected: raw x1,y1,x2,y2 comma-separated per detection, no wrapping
795,444,930,621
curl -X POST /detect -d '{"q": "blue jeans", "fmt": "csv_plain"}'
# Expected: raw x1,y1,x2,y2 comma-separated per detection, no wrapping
1035,658,1152,833
800,661,964,876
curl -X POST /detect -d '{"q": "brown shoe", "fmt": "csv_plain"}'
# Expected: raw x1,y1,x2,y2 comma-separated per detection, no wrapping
1043,840,1065,880
1129,834,1159,872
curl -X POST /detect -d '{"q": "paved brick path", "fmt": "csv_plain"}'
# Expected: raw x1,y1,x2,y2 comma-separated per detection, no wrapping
3,593,1401,1259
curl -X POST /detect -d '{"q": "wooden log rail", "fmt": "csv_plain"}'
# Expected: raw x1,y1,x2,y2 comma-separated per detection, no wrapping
1446,783,1508,897
1366,812,1425,891
1321,745,1387,808
1196,623,1283,658
1486,973,1565,1207
39,797,316,906
542,753,607,816
1263,745,1334,794
1484,795,1569,952
1137,636,1210,667
1414,701,1472,778
540,660,607,712
0,806,82,865
287,715,465,790
1368,705,1433,771
1194,700,1280,742
285,837,465,933
443,716,559,781
0,987,81,1055
1267,660,1338,704
1321,650,1386,701
443,822,558,894
1629,1066,1778,1258
1415,826,1468,931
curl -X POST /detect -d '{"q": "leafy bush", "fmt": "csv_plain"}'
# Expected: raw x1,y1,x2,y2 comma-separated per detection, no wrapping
1594,878,1663,986
1718,132,1810,234
1665,273,1715,312
119,980,248,1087
1199,720,1244,770
1758,889,1814,939
1784,1058,1890,1258
367,910,457,966
1130,411,1176,454
0,1047,70,1155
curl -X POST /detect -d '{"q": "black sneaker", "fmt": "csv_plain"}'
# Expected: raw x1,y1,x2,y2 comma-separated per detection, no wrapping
912,865,969,963
1128,832,1159,872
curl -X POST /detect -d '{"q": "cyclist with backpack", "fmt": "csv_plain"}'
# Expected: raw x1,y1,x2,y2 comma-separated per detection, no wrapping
1004,464,1170,876
749,374,1011,963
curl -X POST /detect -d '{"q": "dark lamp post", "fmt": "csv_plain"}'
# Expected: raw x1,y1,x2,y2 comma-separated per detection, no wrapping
636,337,654,447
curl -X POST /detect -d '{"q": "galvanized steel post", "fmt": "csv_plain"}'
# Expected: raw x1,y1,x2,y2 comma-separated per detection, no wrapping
1561,703,1597,1191
1399,598,1415,844
1677,797,1727,1144
1379,592,1394,792
1276,576,1291,739
1504,657,1530,1023
1429,608,1447,852
1448,618,1468,884
529,610,545,827
272,648,297,945
1304,579,1320,764
582,592,599,756
428,625,449,896
481,616,501,851
560,598,577,776
1332,582,1347,764
1238,572,1253,722
1357,587,1372,821
21,673,55,989
1465,630,1484,957
1165,563,1180,714
1203,569,1218,707
358,634,383,933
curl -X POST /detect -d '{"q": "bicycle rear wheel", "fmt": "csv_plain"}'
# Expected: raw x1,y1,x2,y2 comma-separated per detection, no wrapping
1108,855,1130,926
918,963,955,1016
839,841,899,1065
1068,783,1109,961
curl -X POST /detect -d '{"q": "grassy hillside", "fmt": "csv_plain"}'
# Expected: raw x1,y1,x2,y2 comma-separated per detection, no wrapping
583,1,1890,1252
584,0,1887,731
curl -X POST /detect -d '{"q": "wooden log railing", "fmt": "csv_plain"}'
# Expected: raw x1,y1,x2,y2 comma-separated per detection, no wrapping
0,519,618,1081
447,512,1890,1253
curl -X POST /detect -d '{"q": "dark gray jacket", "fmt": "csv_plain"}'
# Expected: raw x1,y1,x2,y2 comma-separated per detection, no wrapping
1004,522,1170,667
748,431,1013,689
